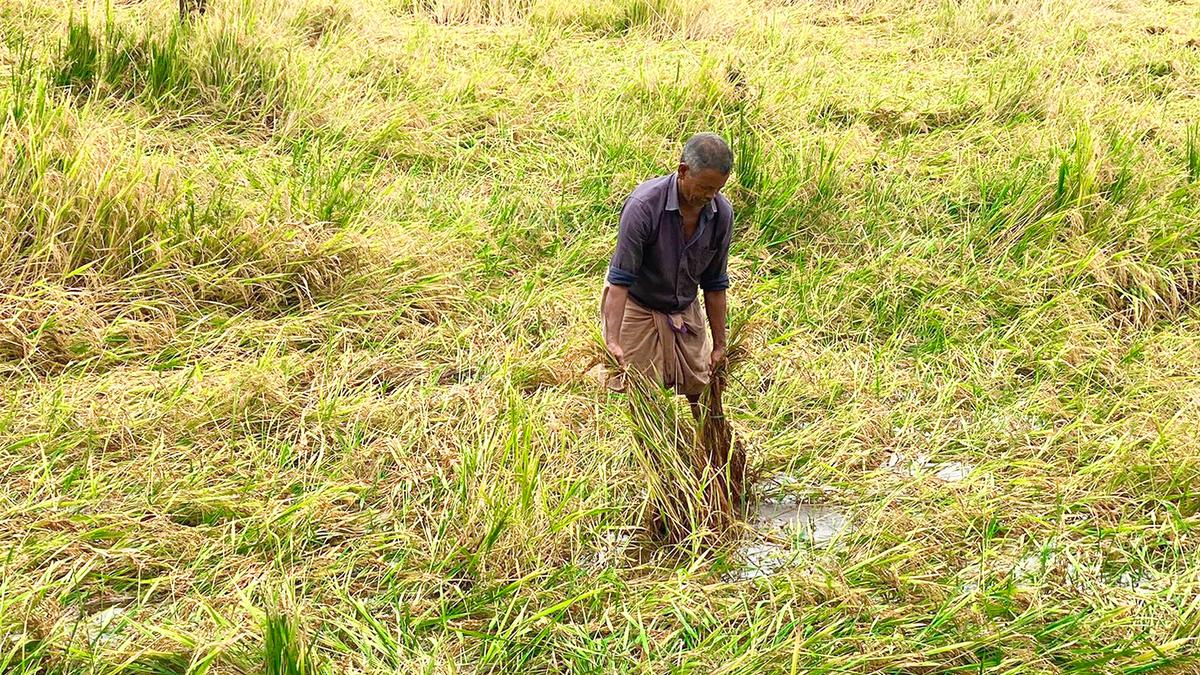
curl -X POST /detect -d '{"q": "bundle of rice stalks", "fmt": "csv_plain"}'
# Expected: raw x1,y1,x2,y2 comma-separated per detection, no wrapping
623,368,720,546
615,317,753,547
697,319,751,523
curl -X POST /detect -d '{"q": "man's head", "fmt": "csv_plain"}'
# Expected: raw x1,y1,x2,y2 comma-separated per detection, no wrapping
677,132,732,209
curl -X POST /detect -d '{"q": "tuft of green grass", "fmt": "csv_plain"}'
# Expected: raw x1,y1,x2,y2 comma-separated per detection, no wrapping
264,599,324,675
51,14,291,128
1187,121,1200,184
614,0,685,35
734,126,841,250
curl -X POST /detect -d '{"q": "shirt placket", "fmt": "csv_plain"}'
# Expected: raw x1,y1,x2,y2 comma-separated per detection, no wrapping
680,208,711,309
673,210,682,311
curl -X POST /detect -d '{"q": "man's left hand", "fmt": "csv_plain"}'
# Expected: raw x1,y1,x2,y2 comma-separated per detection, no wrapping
710,346,726,371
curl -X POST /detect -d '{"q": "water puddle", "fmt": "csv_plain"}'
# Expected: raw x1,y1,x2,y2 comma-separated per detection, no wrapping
881,452,975,483
728,475,854,580
729,501,853,581
732,541,797,580
585,529,634,570
589,476,855,580
1005,548,1161,596
59,606,126,648
934,461,973,482
753,502,850,546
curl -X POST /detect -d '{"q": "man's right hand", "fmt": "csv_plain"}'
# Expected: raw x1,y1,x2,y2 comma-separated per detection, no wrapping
606,341,626,368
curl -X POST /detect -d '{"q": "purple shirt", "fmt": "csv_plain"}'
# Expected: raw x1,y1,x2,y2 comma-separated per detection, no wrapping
606,173,733,314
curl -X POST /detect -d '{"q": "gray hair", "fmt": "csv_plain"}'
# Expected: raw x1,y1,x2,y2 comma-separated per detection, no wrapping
680,132,733,174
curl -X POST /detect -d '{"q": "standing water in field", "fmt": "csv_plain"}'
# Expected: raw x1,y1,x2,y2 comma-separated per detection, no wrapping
753,501,850,545
882,452,976,483
729,474,853,580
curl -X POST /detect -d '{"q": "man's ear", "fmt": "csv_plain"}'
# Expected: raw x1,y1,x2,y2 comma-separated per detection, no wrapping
677,163,688,180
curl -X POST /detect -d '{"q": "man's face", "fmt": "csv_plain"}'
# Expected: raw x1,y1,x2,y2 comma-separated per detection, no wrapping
677,165,729,208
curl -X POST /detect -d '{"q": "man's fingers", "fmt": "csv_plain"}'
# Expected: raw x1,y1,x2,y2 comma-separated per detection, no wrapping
607,343,625,368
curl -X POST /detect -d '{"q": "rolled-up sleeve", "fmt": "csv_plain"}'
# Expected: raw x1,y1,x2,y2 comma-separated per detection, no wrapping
607,198,652,287
699,208,733,292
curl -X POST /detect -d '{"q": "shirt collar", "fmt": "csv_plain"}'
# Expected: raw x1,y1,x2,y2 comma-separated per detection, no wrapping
667,172,717,216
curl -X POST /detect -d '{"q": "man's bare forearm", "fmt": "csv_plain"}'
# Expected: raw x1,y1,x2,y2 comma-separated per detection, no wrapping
704,289,727,349
604,285,630,363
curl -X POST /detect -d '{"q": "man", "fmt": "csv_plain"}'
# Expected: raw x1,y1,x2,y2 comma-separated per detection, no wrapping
602,133,733,405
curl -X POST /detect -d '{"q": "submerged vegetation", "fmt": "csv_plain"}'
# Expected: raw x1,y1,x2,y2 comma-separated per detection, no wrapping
2,0,1200,672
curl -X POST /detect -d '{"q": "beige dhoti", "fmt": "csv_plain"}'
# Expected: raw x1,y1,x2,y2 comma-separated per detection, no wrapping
600,282,712,396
